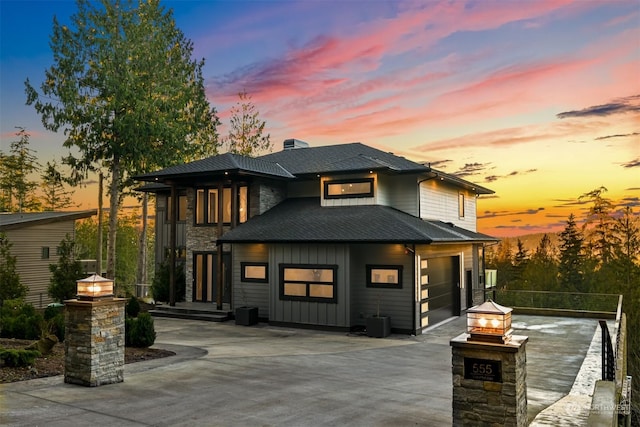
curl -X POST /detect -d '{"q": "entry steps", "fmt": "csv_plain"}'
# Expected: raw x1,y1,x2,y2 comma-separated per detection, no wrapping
149,304,232,322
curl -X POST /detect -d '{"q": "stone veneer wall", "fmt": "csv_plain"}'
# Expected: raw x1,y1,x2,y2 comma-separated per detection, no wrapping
64,299,125,386
184,188,219,300
184,182,287,301
451,334,528,426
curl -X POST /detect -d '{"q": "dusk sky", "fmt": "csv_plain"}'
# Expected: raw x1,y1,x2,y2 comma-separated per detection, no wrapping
1,0,638,237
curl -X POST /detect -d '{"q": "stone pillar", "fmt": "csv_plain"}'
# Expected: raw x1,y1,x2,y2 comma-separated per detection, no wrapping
64,298,125,386
450,333,528,426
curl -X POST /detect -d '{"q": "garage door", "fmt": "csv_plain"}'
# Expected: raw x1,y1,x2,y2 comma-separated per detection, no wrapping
419,256,460,329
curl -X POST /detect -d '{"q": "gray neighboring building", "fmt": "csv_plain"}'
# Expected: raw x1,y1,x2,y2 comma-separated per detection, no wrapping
0,210,96,307
136,141,497,334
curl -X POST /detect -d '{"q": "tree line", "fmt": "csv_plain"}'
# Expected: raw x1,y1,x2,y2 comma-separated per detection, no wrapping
486,186,639,423
0,128,74,212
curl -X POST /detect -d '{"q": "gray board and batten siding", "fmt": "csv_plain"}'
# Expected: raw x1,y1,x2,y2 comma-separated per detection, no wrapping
231,242,416,333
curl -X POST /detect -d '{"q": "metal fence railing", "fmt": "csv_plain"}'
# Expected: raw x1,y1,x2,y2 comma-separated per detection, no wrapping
483,288,621,316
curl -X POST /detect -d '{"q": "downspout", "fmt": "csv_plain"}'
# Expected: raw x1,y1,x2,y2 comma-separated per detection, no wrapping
417,170,438,219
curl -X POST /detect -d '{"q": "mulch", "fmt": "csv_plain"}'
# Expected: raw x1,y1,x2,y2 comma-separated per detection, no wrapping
0,338,175,384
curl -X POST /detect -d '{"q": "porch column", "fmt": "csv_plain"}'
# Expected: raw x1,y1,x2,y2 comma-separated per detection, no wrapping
169,182,177,306
216,182,224,309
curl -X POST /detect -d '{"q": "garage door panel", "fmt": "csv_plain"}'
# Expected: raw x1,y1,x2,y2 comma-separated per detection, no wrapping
420,256,459,328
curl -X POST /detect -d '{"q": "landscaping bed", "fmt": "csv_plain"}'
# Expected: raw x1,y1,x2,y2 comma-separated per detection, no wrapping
0,338,174,384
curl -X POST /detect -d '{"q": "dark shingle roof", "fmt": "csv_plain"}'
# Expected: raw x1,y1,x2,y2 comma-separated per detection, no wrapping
218,198,497,244
134,153,295,182
0,210,96,231
258,142,428,175
133,143,493,195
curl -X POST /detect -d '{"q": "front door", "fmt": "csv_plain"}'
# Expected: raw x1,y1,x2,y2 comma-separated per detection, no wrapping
193,252,231,303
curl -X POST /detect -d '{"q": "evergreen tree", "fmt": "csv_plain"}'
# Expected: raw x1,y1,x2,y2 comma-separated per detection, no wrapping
0,128,41,212
224,90,272,156
48,234,85,302
40,160,74,211
512,238,529,287
523,234,559,291
0,233,28,301
580,187,616,265
558,214,586,292
609,206,640,289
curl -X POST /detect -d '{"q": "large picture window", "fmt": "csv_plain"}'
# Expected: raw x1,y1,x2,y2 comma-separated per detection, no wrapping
195,186,248,225
279,264,338,303
324,178,374,199
366,265,403,288
241,262,268,283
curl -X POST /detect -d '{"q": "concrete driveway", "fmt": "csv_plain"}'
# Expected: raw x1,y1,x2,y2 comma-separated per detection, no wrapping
0,315,598,426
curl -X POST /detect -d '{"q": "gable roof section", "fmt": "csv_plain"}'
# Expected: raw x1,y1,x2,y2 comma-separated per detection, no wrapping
134,153,295,182
218,198,497,244
0,210,96,231
258,142,428,175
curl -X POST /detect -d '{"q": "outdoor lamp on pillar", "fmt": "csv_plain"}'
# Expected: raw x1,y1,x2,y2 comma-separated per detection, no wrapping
76,274,114,301
467,300,513,344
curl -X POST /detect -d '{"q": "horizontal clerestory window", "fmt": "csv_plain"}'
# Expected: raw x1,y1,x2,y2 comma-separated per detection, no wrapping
324,178,374,199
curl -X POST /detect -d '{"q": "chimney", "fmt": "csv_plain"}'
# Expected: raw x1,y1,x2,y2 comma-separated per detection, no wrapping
283,139,309,150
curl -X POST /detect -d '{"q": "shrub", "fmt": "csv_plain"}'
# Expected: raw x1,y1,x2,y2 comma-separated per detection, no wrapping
151,259,186,303
0,299,43,340
0,348,40,367
125,312,156,348
126,295,141,318
0,234,28,301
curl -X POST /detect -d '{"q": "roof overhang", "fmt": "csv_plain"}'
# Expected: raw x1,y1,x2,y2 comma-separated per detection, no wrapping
0,210,97,231
217,198,498,245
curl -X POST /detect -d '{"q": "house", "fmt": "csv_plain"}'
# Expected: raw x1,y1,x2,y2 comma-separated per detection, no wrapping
135,141,497,334
0,210,96,307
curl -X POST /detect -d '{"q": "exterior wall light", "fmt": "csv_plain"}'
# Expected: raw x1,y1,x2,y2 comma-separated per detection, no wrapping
76,274,114,301
467,299,512,344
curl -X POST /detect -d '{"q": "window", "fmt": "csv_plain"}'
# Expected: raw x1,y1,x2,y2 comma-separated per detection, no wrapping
280,264,338,303
366,265,403,288
41,247,50,259
458,193,465,218
324,178,374,199
241,262,268,283
167,194,187,221
195,186,248,225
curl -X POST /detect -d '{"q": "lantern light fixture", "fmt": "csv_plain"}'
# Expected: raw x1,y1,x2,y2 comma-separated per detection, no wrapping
467,299,513,344
76,274,114,301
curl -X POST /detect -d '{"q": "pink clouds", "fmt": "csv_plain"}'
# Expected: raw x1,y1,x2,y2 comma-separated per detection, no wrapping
205,0,638,152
